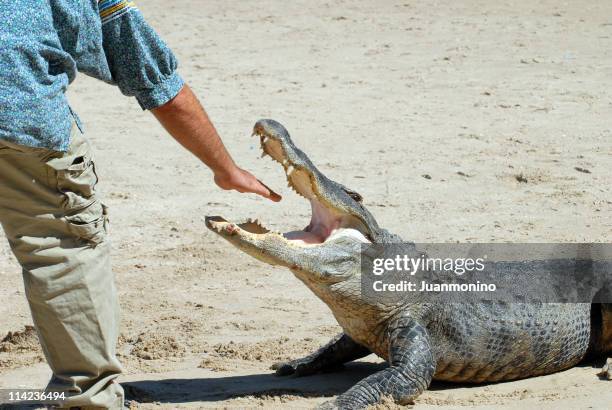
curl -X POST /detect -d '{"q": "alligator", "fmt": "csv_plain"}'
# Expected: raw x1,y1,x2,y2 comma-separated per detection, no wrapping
205,119,612,408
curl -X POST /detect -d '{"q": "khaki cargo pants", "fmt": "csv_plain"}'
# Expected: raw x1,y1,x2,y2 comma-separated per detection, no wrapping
0,129,124,409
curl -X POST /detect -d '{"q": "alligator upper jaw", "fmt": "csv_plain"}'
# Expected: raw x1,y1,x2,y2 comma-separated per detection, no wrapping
205,120,372,247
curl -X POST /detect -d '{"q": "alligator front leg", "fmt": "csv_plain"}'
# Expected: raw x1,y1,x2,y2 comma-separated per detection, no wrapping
272,333,370,376
318,319,435,409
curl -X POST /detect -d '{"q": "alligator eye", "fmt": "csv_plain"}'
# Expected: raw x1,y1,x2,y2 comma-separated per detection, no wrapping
344,189,363,203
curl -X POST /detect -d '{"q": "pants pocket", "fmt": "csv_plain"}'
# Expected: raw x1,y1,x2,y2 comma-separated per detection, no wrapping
47,134,99,210
66,200,108,245
45,133,108,245
57,155,99,207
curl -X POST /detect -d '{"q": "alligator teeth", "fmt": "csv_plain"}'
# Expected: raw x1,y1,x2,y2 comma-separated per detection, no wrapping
286,165,295,176
246,218,265,226
285,181,305,199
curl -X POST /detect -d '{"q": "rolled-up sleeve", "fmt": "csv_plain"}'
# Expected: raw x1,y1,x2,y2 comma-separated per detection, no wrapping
98,0,184,109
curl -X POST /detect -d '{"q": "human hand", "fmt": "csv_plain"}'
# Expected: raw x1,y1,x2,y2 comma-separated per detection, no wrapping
214,167,282,202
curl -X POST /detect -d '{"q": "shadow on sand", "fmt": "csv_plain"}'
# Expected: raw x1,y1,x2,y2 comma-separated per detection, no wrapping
122,359,607,405
123,362,386,404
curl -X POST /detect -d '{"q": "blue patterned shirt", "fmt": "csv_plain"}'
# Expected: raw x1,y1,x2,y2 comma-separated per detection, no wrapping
0,0,184,151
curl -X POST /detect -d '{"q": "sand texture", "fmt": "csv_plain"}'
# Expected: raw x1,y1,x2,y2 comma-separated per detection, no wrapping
1,0,611,408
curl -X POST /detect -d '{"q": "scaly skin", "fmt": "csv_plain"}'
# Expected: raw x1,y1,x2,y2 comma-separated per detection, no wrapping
206,119,611,408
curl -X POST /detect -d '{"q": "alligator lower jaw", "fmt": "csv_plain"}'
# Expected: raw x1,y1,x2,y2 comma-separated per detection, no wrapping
205,187,369,245
205,215,370,247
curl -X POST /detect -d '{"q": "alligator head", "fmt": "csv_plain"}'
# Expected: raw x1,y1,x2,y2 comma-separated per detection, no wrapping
205,119,401,283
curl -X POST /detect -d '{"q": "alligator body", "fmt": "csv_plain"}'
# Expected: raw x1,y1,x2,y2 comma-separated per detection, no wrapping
206,120,612,408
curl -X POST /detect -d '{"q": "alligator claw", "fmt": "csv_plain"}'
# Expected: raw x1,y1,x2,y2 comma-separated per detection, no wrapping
270,361,296,376
271,359,318,377
598,358,612,380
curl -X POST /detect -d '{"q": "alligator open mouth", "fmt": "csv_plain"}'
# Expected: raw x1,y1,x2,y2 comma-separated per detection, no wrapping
206,120,372,247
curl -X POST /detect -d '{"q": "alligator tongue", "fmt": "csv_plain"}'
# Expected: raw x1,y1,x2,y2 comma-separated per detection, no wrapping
283,230,323,244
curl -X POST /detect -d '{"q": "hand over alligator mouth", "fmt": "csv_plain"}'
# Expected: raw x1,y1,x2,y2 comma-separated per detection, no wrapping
206,119,392,250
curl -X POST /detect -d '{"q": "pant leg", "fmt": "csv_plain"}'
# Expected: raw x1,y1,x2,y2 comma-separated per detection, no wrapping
0,131,124,409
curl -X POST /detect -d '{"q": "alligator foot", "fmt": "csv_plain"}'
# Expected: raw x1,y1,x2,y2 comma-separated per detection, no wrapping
271,333,370,377
319,319,435,409
597,358,612,380
317,396,398,410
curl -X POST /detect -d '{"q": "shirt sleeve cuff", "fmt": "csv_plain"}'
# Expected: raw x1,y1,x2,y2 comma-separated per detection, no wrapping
135,71,185,110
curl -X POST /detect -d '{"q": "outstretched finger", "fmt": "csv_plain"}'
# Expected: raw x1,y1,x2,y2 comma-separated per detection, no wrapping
254,179,282,202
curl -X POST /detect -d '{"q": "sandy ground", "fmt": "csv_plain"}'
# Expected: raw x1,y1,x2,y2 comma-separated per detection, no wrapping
1,0,611,408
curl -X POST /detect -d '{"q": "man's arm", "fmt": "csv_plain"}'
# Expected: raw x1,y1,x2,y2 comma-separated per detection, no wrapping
92,1,279,201
151,85,280,201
